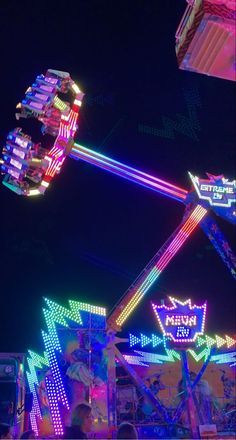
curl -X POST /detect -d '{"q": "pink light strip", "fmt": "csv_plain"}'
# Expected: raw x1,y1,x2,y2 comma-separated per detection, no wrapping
71,143,188,203
41,90,81,185
156,205,207,272
115,205,207,327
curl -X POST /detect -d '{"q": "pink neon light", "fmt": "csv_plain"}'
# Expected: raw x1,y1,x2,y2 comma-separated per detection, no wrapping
114,205,207,327
42,91,81,184
72,143,188,201
156,205,207,272
98,160,186,199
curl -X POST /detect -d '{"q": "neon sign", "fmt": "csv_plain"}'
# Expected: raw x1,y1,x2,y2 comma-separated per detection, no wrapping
189,172,236,208
165,314,196,326
152,297,207,343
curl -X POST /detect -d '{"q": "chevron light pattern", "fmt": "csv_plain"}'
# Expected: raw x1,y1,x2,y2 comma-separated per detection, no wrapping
129,334,141,347
152,334,163,347
188,348,211,363
26,298,106,436
196,336,206,347
140,333,153,347
196,333,236,349
129,332,236,351
129,332,165,349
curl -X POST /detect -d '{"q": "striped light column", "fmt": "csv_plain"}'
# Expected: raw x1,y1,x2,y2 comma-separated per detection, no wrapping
115,205,207,328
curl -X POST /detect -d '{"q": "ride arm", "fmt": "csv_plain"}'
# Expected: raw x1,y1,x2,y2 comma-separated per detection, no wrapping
107,204,208,332
200,214,236,279
70,142,188,204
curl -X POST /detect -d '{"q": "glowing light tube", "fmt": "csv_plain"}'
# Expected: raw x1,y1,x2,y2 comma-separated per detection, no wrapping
71,143,188,203
109,205,207,329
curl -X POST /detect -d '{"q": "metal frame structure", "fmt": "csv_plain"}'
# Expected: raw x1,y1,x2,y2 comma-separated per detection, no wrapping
1,72,235,329
25,296,236,437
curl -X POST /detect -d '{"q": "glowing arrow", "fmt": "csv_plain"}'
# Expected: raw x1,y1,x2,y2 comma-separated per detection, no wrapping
196,336,206,347
152,334,163,347
215,335,226,348
140,333,152,347
205,335,215,348
225,335,236,348
129,333,141,347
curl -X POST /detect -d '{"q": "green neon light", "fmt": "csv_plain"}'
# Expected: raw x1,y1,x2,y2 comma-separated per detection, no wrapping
188,348,211,362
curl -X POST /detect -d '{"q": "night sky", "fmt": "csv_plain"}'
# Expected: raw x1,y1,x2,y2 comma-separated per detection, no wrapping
0,0,235,354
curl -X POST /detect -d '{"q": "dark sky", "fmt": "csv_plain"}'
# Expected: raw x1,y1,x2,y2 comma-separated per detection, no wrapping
0,0,235,353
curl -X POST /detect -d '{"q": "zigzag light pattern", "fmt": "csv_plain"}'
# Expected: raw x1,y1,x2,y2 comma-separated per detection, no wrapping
123,355,149,367
26,350,49,436
126,345,236,367
188,348,211,363
136,349,181,363
41,331,70,412
27,298,106,436
41,299,91,435
69,300,106,316
210,352,236,366
43,298,83,351
124,349,180,365
125,347,236,366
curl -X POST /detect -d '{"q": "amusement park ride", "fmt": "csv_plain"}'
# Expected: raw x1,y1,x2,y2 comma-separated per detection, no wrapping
0,1,236,438
1,67,235,438
175,0,236,81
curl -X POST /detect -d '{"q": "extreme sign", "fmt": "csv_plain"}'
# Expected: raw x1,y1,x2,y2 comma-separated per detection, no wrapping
189,172,236,208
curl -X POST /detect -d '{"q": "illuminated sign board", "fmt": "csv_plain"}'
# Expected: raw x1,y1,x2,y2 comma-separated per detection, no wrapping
152,297,207,343
189,172,236,208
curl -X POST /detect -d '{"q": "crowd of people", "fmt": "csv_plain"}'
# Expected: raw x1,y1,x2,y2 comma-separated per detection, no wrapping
0,403,139,440
62,403,138,439
0,425,36,440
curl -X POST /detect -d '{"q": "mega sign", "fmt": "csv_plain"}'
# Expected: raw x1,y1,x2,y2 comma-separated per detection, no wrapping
152,297,207,343
188,172,236,208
